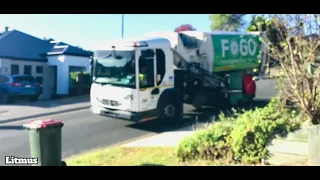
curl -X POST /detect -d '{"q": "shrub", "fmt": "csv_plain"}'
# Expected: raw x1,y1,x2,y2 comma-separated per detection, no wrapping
230,98,300,164
175,120,233,162
175,97,301,164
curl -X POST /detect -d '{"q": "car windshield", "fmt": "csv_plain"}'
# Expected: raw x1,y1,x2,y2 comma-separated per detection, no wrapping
93,50,136,88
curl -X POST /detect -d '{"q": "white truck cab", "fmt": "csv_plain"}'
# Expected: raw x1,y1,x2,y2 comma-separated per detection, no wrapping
90,37,183,122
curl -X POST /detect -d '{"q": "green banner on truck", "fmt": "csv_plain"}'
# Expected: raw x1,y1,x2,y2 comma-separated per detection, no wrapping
211,34,262,72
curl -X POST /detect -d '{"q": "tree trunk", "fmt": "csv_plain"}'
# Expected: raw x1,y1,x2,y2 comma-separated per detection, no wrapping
311,113,320,125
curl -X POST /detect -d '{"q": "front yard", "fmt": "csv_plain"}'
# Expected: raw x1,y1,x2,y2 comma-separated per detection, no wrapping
67,147,220,166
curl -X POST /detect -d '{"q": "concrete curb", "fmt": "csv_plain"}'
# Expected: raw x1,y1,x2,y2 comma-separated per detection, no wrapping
109,133,158,148
0,105,91,125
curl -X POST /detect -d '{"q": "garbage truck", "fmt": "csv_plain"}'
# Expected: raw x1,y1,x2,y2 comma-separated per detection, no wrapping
90,31,269,122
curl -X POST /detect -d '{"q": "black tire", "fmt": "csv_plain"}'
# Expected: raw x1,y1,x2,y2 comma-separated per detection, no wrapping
30,95,39,102
1,92,13,104
213,94,231,110
61,161,67,166
158,93,183,124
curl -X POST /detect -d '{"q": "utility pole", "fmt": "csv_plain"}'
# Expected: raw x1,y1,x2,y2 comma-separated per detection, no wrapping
121,14,124,39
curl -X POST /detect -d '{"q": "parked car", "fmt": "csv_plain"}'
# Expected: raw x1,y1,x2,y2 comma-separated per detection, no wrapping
0,75,42,104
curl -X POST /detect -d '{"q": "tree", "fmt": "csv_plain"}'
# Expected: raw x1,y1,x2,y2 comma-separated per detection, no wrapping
209,14,246,31
247,15,268,32
174,24,196,32
266,14,320,125
247,15,287,67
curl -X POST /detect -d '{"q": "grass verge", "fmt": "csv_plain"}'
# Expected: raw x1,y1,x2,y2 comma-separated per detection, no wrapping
66,147,220,166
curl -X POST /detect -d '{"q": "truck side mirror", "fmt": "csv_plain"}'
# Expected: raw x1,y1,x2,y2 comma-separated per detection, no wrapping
151,88,159,95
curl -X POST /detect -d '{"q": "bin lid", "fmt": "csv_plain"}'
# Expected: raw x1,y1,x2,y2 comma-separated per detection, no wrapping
23,119,63,129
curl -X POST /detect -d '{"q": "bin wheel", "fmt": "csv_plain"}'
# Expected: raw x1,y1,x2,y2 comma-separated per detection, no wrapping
61,161,67,166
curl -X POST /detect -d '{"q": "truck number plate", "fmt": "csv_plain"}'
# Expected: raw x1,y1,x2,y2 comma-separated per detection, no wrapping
103,111,119,117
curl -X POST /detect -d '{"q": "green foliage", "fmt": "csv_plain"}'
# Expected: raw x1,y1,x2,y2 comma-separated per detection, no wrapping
175,121,233,162
70,71,90,80
230,98,300,164
175,97,301,164
209,14,246,31
247,15,268,32
70,71,91,88
246,15,287,52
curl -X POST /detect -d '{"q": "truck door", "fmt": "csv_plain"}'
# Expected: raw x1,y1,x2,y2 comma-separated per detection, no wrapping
137,49,159,114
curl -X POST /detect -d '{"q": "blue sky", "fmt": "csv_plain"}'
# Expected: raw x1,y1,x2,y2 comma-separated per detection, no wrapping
0,14,253,50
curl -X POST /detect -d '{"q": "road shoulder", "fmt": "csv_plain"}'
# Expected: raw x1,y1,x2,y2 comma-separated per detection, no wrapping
0,95,90,124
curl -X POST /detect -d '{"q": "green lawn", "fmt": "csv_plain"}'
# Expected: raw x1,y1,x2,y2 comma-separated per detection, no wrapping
66,147,222,166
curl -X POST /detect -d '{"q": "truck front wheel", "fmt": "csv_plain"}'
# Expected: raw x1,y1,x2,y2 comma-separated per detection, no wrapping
158,95,183,123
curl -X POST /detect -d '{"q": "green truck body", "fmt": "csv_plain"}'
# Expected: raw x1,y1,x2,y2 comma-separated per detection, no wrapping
211,34,262,72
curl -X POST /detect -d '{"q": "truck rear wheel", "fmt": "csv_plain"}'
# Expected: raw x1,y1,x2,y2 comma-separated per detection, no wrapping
158,94,183,123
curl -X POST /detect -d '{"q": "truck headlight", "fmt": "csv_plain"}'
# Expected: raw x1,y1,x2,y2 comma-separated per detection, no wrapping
124,95,133,100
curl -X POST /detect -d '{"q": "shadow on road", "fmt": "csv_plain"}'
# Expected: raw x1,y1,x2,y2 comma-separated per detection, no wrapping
127,99,270,134
0,125,24,130
127,117,194,133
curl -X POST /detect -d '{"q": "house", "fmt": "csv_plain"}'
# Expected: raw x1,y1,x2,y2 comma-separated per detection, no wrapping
0,27,93,99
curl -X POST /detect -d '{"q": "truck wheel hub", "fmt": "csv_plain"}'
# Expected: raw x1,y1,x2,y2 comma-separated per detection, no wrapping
164,104,175,117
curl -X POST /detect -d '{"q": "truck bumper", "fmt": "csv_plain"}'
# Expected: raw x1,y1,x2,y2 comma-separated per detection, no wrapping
91,106,157,122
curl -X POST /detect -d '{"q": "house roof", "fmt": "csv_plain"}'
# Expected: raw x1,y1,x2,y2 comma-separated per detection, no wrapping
47,41,93,57
0,29,92,62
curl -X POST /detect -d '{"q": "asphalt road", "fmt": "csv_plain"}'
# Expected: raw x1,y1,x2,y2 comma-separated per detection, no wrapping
0,79,277,166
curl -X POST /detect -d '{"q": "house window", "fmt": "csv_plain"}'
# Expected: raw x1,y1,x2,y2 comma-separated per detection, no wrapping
36,66,43,74
11,64,19,75
36,76,43,84
24,65,32,75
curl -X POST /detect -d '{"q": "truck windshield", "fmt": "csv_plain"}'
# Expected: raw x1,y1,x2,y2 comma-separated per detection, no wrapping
93,50,136,88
